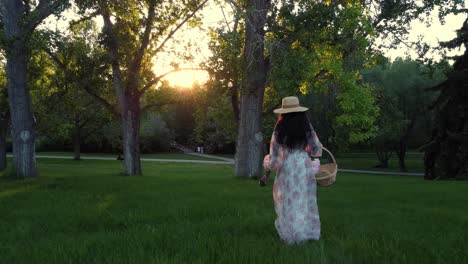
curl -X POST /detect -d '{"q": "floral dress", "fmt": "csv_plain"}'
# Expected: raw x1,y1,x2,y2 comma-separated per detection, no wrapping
263,124,323,244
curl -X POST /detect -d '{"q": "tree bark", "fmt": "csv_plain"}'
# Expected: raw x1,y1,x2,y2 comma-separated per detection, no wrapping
231,83,240,125
2,0,38,177
0,115,8,171
121,97,142,175
234,0,270,178
101,9,142,176
235,89,265,178
5,49,38,178
73,115,81,160
395,117,416,172
395,141,407,172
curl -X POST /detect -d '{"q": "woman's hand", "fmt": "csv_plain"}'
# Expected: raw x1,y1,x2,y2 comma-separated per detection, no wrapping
259,170,271,187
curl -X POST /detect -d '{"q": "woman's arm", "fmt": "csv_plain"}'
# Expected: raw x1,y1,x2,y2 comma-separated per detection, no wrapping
306,124,323,158
264,131,283,170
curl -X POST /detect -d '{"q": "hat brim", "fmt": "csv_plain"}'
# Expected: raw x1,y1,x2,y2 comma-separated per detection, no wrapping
273,106,308,114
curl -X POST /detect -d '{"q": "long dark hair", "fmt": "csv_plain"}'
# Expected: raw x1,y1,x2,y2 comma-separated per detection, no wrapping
274,112,311,150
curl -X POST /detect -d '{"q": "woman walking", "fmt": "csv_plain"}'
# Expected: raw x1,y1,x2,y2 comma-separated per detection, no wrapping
262,96,323,244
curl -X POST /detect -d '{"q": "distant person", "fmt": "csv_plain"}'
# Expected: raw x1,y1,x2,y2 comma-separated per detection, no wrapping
261,96,323,244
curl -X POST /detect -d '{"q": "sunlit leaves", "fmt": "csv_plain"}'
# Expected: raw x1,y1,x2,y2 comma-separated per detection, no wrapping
335,80,379,144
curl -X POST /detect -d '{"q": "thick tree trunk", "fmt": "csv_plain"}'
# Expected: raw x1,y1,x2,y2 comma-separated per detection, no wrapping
5,50,38,178
231,83,240,125
396,141,407,172
0,115,7,171
395,117,415,172
73,117,81,160
235,0,270,178
235,90,265,178
121,98,141,176
2,0,38,178
102,10,142,176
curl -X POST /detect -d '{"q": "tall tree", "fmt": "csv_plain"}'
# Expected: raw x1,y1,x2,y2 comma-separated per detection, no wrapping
362,58,446,171
424,18,468,180
42,21,114,160
75,0,208,175
266,1,379,152
0,0,69,178
234,0,271,178
0,66,8,171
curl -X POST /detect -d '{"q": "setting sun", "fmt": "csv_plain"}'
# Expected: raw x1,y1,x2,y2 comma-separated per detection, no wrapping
162,69,209,88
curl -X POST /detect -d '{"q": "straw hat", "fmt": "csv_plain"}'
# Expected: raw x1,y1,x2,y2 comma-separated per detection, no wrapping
273,96,308,114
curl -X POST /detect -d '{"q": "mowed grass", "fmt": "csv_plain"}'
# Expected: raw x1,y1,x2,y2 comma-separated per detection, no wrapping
1,159,467,263
333,152,424,173
30,151,222,161
215,152,425,173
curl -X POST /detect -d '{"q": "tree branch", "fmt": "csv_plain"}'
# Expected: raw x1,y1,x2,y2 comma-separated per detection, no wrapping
69,11,98,28
27,0,68,33
44,49,66,69
81,84,119,117
129,0,156,76
100,2,126,110
228,0,263,43
153,0,209,55
23,0,31,15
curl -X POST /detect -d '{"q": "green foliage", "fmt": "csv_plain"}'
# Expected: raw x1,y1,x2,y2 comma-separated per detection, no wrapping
265,1,378,149
362,58,447,147
335,80,379,144
192,84,237,151
28,21,115,151
140,114,174,153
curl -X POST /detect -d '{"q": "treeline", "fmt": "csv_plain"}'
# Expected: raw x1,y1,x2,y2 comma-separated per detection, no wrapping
0,0,466,179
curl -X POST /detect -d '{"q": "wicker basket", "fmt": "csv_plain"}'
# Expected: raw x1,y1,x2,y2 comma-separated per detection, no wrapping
316,147,337,186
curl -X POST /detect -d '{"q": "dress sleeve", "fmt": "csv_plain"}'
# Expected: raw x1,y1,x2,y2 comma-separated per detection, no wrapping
263,131,283,171
306,123,323,158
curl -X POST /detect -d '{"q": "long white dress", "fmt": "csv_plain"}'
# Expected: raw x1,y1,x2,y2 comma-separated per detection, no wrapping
263,125,322,244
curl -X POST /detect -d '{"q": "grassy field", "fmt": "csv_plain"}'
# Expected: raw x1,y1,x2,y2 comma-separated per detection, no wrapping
334,152,424,173
29,152,221,161
1,159,467,263
216,152,425,173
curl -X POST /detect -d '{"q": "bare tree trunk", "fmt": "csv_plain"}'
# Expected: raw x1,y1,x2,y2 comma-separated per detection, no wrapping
395,141,408,172
395,117,416,172
102,10,143,176
0,115,8,171
122,98,141,175
231,83,240,125
235,0,270,178
73,116,81,160
5,49,38,178
3,1,37,177
235,90,265,178
2,0,67,179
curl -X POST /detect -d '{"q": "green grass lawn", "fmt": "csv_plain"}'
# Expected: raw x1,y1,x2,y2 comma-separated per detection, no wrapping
334,152,424,173
30,151,221,161
216,151,425,173
1,159,467,263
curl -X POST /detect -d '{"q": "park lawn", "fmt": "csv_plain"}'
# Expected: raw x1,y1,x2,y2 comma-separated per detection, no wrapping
1,160,467,263
30,151,221,161
333,152,424,173
215,152,424,173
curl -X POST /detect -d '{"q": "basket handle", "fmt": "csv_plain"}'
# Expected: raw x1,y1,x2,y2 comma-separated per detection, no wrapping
322,147,336,164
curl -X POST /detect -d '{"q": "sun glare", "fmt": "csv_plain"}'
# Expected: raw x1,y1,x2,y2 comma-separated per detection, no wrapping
163,70,209,88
